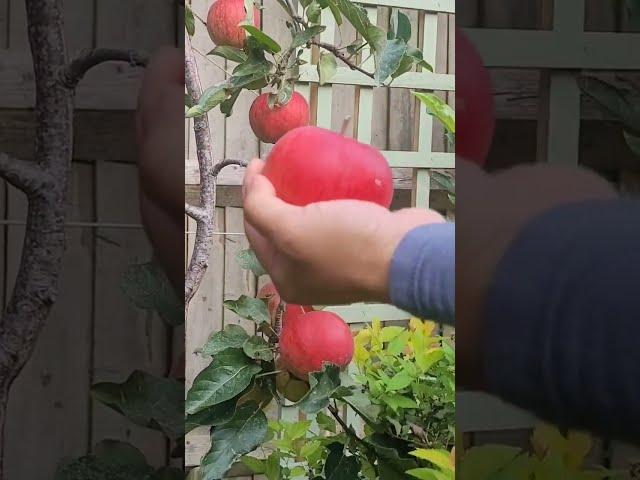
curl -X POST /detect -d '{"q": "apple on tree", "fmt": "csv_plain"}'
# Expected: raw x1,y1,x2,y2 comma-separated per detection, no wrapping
207,0,261,49
278,310,354,381
257,282,312,325
249,91,310,144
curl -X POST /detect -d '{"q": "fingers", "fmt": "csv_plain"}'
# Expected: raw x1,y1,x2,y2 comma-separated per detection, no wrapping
242,162,298,241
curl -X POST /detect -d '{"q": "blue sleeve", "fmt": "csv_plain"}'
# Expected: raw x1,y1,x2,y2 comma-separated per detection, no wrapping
388,222,455,324
485,199,640,443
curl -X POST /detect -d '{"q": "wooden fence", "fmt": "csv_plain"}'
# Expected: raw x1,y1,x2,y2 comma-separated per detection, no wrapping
184,0,455,473
0,1,180,477
458,0,640,475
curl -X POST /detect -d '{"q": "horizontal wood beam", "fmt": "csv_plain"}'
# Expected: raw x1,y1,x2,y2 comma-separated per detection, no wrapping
466,29,640,70
0,52,143,110
299,65,455,91
0,109,138,163
357,0,455,14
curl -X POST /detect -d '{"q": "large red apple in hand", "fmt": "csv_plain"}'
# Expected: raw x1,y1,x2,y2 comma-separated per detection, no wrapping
278,310,354,380
263,126,394,207
249,92,310,144
456,28,495,166
207,0,261,49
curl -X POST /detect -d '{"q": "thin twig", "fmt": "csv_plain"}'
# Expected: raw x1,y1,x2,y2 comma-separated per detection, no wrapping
312,41,375,79
212,159,248,177
59,48,148,89
185,203,206,222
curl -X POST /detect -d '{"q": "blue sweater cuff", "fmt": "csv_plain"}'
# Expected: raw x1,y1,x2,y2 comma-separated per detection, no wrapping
484,199,640,441
389,222,455,324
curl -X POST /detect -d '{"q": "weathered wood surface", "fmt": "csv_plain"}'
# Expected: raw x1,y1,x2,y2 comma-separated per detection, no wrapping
0,0,179,476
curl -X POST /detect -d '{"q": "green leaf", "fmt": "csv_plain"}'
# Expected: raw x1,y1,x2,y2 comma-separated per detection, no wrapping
224,295,271,324
382,393,418,409
328,1,343,25
297,364,342,414
285,420,312,440
578,76,640,132
380,326,404,342
414,92,456,134
220,88,242,116
91,371,183,440
209,46,248,63
307,1,322,24
387,330,411,356
406,468,448,480
187,84,229,118
324,443,361,480
624,129,640,156
458,445,523,479
235,248,266,277
375,39,407,85
335,0,384,53
318,52,337,86
416,349,445,373
55,441,153,480
410,449,452,471
241,456,266,474
290,465,307,478
390,10,412,43
316,411,337,432
265,452,282,480
365,434,418,479
121,261,183,326
300,440,323,460
291,25,326,48
186,349,261,414
185,397,237,433
185,4,195,36
201,402,269,479
241,24,282,53
386,371,414,391
201,324,250,356
276,82,295,106
243,336,274,361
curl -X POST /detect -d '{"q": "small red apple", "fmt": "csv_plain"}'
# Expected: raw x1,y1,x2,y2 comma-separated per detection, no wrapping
456,28,495,166
278,310,354,380
257,282,312,326
249,92,310,144
207,0,261,49
263,126,394,207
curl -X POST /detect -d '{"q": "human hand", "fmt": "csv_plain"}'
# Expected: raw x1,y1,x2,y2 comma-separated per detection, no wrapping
136,47,184,292
242,159,445,306
456,159,617,389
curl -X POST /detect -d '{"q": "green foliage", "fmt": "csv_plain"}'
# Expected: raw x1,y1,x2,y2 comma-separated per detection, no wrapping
223,295,271,324
456,424,622,480
354,319,455,449
121,261,183,326
91,371,184,441
578,76,640,158
185,0,434,119
236,248,266,277
55,441,181,480
200,402,269,479
186,347,262,415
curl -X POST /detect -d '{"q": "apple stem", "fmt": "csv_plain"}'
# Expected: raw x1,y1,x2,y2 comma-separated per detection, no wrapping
340,115,352,136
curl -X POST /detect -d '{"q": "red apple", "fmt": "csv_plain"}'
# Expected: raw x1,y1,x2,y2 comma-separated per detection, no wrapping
207,0,261,49
263,126,394,207
278,310,354,380
456,28,495,166
249,92,310,144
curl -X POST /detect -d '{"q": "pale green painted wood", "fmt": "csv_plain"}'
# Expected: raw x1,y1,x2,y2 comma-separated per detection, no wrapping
323,303,413,323
356,6,378,145
299,65,454,90
545,72,581,165
414,12,440,210
465,29,640,70
357,0,455,13
316,8,336,129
